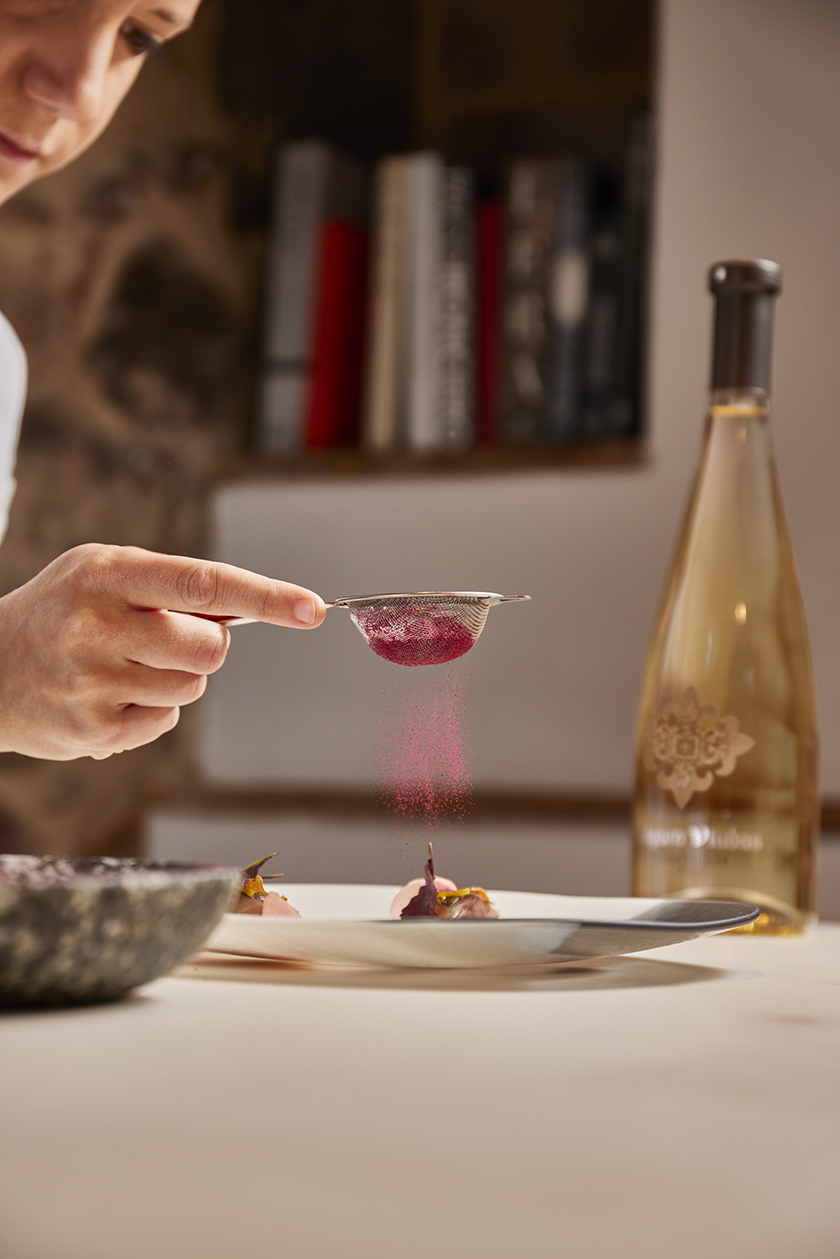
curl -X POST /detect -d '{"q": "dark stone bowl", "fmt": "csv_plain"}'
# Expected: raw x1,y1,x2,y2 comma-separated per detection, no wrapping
0,855,239,1008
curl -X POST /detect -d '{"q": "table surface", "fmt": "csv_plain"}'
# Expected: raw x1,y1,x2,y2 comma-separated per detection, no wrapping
1,924,839,1259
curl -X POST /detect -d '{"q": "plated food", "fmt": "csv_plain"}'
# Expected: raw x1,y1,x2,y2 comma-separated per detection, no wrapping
392,845,499,919
233,854,301,917
234,845,497,923
206,882,761,970
207,846,761,970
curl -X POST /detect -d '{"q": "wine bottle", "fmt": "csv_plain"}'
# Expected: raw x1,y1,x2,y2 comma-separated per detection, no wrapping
632,259,819,933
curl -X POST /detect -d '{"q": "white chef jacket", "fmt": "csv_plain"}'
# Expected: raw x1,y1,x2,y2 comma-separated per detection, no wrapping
0,310,26,545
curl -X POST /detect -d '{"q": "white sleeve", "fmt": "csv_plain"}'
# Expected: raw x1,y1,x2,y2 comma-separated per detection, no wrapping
0,310,27,545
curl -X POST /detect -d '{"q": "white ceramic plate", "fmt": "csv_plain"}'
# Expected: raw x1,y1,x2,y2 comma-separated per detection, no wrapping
204,885,759,970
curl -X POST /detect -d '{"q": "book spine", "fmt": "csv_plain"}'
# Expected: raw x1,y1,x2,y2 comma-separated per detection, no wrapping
544,160,591,442
475,198,504,445
500,159,559,445
608,106,654,439
580,168,623,438
361,157,409,454
305,220,370,448
404,152,445,454
256,141,330,454
437,165,475,453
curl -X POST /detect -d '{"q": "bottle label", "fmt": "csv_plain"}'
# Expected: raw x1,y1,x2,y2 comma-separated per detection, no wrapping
642,687,755,808
641,825,764,852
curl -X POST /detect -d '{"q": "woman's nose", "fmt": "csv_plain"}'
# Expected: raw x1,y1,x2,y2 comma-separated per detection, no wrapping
20,31,111,123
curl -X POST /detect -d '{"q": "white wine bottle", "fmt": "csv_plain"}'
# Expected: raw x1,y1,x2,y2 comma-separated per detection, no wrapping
632,260,819,933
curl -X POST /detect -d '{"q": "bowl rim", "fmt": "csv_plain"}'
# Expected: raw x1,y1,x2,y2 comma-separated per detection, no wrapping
0,854,239,890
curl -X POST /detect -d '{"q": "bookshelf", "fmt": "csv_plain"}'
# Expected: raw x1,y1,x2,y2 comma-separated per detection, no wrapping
210,0,655,474
217,438,645,484
415,0,652,157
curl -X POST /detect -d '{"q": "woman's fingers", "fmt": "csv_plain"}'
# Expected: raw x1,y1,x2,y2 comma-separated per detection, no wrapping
112,662,208,708
86,704,182,757
79,545,327,629
118,608,231,674
0,543,326,762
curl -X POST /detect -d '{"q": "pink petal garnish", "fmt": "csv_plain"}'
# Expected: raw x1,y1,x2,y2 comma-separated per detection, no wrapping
389,875,457,919
262,891,301,918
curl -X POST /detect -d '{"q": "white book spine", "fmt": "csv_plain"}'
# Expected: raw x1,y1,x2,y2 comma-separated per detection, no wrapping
404,152,444,454
361,157,409,454
257,141,330,454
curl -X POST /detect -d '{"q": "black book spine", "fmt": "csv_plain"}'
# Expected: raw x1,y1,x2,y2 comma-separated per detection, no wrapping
500,159,558,445
580,168,623,438
544,160,591,443
608,106,655,439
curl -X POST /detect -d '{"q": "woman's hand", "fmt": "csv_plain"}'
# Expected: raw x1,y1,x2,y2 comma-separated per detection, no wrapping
0,543,326,761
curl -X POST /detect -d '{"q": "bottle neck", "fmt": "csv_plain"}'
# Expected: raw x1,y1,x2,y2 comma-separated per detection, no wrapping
708,385,770,420
694,388,778,563
711,290,776,392
703,388,773,482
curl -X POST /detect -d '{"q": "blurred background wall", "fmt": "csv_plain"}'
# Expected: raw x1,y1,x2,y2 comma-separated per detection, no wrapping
201,0,840,795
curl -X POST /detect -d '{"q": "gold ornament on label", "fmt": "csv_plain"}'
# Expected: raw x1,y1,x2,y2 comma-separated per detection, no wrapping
642,688,756,809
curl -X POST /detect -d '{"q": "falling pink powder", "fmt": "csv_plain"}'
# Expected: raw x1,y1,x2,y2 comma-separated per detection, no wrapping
353,606,477,667
374,667,472,828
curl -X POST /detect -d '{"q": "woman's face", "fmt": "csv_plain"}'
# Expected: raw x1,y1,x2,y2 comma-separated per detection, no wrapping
0,0,201,205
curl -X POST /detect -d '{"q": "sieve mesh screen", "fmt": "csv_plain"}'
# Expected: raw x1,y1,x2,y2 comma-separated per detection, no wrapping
331,592,530,667
351,603,478,666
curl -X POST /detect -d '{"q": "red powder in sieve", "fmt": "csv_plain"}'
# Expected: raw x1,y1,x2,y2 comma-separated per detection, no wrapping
353,606,476,667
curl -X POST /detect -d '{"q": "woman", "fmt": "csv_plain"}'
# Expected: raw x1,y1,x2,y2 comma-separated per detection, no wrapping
0,0,326,761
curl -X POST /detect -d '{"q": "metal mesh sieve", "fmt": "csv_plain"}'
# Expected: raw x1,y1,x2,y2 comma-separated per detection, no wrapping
329,592,531,666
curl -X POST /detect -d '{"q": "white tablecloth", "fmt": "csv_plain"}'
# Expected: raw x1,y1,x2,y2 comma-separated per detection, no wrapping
1,927,839,1259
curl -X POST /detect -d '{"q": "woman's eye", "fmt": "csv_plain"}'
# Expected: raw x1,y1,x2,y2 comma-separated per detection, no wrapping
120,23,163,58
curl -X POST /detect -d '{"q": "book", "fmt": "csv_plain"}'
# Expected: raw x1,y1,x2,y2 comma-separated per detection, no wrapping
364,152,476,455
608,106,654,439
257,141,330,454
580,168,624,438
361,156,410,453
404,151,445,453
544,160,592,443
475,196,504,445
257,141,368,454
579,112,653,440
500,158,559,444
306,219,369,448
437,165,476,452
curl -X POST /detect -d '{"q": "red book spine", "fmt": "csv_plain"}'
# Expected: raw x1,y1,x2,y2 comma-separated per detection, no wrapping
306,219,370,448
475,199,504,446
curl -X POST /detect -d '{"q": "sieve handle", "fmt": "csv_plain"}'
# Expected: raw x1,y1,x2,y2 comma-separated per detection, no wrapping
184,606,346,627
178,606,344,627
209,595,531,624
183,612,258,626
